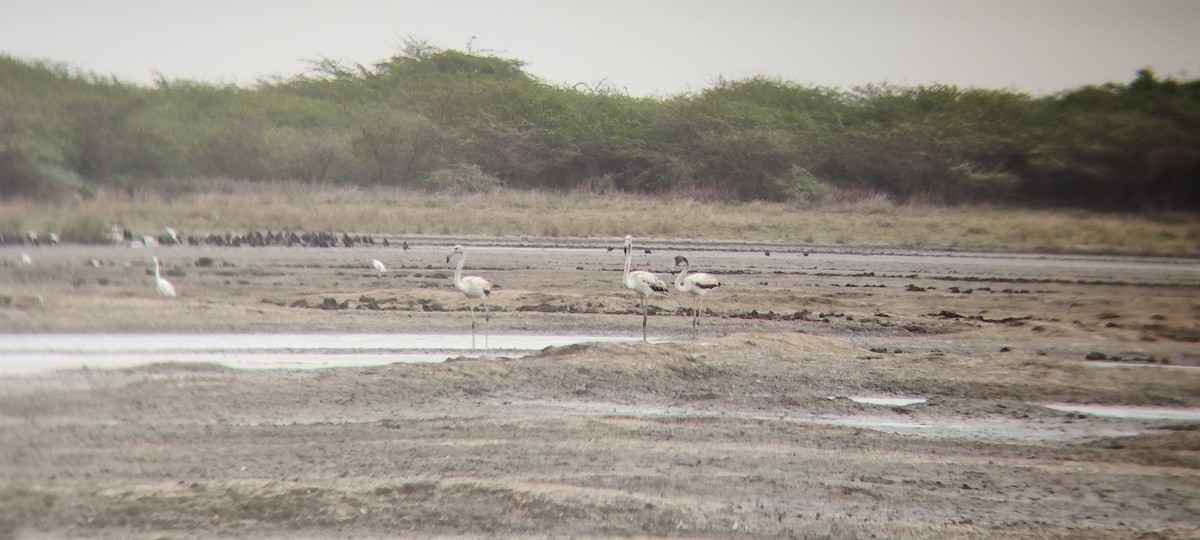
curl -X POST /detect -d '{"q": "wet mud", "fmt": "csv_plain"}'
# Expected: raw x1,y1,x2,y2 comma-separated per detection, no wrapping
1,240,1199,538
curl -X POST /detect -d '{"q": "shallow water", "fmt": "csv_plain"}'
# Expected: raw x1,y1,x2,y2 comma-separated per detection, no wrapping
8,243,1200,286
1043,402,1200,421
508,399,1145,442
0,333,642,375
836,396,928,407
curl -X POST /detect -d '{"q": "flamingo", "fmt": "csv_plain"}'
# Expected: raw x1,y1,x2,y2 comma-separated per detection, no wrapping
622,235,669,342
371,259,387,274
673,255,721,336
152,257,176,298
446,245,492,349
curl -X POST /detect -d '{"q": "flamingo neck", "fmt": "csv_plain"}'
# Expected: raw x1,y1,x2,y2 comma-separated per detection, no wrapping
623,243,634,287
453,253,466,290
674,264,689,291
154,261,161,280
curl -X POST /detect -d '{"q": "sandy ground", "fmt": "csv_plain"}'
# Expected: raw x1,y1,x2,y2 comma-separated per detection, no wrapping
1,238,1199,538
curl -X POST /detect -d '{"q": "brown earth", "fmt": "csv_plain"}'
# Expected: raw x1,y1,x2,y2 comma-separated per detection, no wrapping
1,239,1199,538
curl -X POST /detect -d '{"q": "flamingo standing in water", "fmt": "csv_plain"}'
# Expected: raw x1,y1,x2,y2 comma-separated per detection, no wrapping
152,256,176,298
622,235,669,342
446,245,492,349
673,255,721,337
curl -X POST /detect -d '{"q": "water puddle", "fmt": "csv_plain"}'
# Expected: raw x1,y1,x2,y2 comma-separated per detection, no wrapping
831,396,928,407
507,399,1164,442
1080,361,1200,373
0,333,639,375
1043,403,1200,421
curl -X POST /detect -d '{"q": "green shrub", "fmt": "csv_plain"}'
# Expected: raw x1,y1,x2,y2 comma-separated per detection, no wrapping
774,165,829,202
421,163,504,193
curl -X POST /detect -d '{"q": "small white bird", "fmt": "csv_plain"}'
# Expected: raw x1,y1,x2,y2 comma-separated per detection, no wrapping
152,256,176,298
18,253,33,265
371,259,387,274
622,235,669,342
446,245,493,349
673,255,722,337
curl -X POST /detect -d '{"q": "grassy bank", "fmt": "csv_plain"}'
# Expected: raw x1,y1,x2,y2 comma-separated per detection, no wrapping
3,180,1199,255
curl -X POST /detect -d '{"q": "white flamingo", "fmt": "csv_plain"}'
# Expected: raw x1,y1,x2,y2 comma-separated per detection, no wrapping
152,256,176,298
371,258,387,274
622,234,669,342
673,255,721,336
446,245,492,349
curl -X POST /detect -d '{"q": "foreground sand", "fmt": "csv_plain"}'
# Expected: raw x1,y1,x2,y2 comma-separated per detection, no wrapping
1,239,1199,538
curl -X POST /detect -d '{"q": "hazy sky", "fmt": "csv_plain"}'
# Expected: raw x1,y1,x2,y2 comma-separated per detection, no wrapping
1,0,1197,96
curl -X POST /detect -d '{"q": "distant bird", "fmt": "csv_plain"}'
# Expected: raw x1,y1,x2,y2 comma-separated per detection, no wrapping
371,259,387,274
764,250,770,256
622,235,669,342
447,244,493,349
401,241,410,251
24,230,38,246
18,253,32,265
164,227,180,245
47,232,59,245
152,256,176,298
673,255,722,337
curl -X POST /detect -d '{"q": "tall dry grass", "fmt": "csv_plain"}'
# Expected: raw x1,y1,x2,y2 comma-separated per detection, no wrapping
2,180,1198,255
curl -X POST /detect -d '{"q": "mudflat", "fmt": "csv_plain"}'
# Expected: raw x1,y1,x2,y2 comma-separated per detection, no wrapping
1,239,1199,538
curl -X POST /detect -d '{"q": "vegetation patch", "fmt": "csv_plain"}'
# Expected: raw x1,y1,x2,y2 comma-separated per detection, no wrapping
1,48,1197,213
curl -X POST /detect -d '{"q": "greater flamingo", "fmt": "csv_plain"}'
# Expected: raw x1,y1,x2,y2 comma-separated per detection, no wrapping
152,256,176,298
446,245,492,349
673,255,721,336
371,259,387,274
622,235,669,342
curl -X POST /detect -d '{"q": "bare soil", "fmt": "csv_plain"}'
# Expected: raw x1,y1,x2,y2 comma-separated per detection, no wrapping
2,239,1199,538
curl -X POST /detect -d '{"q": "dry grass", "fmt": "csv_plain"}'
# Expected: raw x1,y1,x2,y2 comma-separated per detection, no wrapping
2,180,1198,255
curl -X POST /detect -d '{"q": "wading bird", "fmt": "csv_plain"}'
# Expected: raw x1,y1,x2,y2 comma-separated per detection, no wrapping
371,259,387,274
622,235,669,342
152,256,176,298
447,245,492,349
673,255,721,337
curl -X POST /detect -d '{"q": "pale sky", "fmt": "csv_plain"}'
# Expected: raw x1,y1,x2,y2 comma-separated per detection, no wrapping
1,0,1197,97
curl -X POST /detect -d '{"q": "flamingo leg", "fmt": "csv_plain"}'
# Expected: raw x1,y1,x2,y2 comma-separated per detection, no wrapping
482,300,489,349
641,297,648,342
693,297,700,338
469,306,477,349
